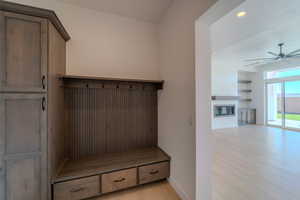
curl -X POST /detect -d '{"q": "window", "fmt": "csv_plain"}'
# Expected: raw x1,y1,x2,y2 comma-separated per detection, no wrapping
266,67,300,79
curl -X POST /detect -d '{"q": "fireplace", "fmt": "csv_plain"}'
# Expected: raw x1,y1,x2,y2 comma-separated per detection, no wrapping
214,105,235,117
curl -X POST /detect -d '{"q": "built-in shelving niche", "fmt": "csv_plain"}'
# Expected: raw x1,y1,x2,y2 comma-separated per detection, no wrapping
60,75,164,160
211,96,240,101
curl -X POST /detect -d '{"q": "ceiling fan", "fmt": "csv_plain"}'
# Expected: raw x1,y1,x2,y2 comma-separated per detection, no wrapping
245,43,300,66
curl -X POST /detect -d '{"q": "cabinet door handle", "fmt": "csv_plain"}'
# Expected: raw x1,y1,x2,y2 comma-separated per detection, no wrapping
70,187,85,193
42,76,46,89
42,97,46,111
149,170,159,175
114,177,126,183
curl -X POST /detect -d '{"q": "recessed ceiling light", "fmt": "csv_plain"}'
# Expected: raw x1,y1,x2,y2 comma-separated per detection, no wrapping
237,11,247,18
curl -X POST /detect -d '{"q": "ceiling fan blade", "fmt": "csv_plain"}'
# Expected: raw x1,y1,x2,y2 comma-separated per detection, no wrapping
287,49,300,56
287,53,300,57
244,60,274,67
244,63,260,67
245,58,274,62
268,52,278,57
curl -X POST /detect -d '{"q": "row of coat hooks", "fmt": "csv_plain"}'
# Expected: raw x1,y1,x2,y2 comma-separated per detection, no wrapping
82,82,148,90
59,75,164,90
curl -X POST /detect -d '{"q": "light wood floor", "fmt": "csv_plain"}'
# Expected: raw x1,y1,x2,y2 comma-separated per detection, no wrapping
213,125,300,200
93,181,181,200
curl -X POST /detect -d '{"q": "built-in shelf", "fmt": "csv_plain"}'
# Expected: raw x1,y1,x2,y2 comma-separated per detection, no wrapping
239,89,252,93
60,75,164,89
239,99,252,102
212,96,239,101
238,80,252,84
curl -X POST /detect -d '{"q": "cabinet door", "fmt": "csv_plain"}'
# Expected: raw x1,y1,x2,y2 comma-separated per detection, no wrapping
0,11,48,92
0,94,47,200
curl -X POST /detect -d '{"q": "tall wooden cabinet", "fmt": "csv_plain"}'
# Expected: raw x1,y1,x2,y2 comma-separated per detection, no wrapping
0,1,70,200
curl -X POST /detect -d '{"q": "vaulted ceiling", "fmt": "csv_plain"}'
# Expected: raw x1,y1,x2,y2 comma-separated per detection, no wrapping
58,0,173,23
211,0,300,71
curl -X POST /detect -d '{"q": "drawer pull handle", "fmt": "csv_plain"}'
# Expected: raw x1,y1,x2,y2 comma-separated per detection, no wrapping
114,178,126,183
150,170,159,175
42,76,46,89
42,97,46,111
70,188,85,193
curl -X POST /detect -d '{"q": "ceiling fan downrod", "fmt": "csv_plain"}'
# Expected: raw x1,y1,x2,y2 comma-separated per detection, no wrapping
278,43,285,58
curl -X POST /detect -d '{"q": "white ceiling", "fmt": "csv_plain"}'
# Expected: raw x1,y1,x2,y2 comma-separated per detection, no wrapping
58,0,173,23
211,0,300,71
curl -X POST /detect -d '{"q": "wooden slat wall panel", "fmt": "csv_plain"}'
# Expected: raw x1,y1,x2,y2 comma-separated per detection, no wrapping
95,88,106,155
65,83,158,160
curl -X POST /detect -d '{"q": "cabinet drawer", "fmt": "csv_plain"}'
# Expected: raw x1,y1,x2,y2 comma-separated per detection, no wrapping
139,162,170,184
102,168,137,194
54,176,100,200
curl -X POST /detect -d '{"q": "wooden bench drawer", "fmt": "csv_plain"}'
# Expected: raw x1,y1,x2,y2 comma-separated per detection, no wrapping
54,176,100,200
139,162,170,184
101,168,137,194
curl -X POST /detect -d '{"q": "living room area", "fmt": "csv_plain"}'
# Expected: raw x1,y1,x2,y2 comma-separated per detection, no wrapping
211,0,300,132
210,0,300,199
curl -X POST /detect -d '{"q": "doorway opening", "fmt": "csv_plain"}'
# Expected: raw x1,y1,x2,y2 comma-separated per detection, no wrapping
196,0,300,199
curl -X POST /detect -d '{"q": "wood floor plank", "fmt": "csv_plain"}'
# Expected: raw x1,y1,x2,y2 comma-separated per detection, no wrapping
93,181,181,200
213,125,300,200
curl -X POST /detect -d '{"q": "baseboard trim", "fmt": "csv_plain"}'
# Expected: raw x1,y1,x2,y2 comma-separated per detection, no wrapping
168,177,191,200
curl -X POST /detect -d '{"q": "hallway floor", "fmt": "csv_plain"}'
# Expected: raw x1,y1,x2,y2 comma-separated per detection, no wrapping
93,181,181,200
213,125,300,200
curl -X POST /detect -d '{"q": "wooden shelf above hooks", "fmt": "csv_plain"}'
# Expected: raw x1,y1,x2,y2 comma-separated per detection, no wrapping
60,75,164,90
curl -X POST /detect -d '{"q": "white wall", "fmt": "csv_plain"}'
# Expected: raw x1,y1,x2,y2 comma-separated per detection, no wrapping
158,0,217,199
7,0,160,80
211,55,239,130
211,59,238,96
